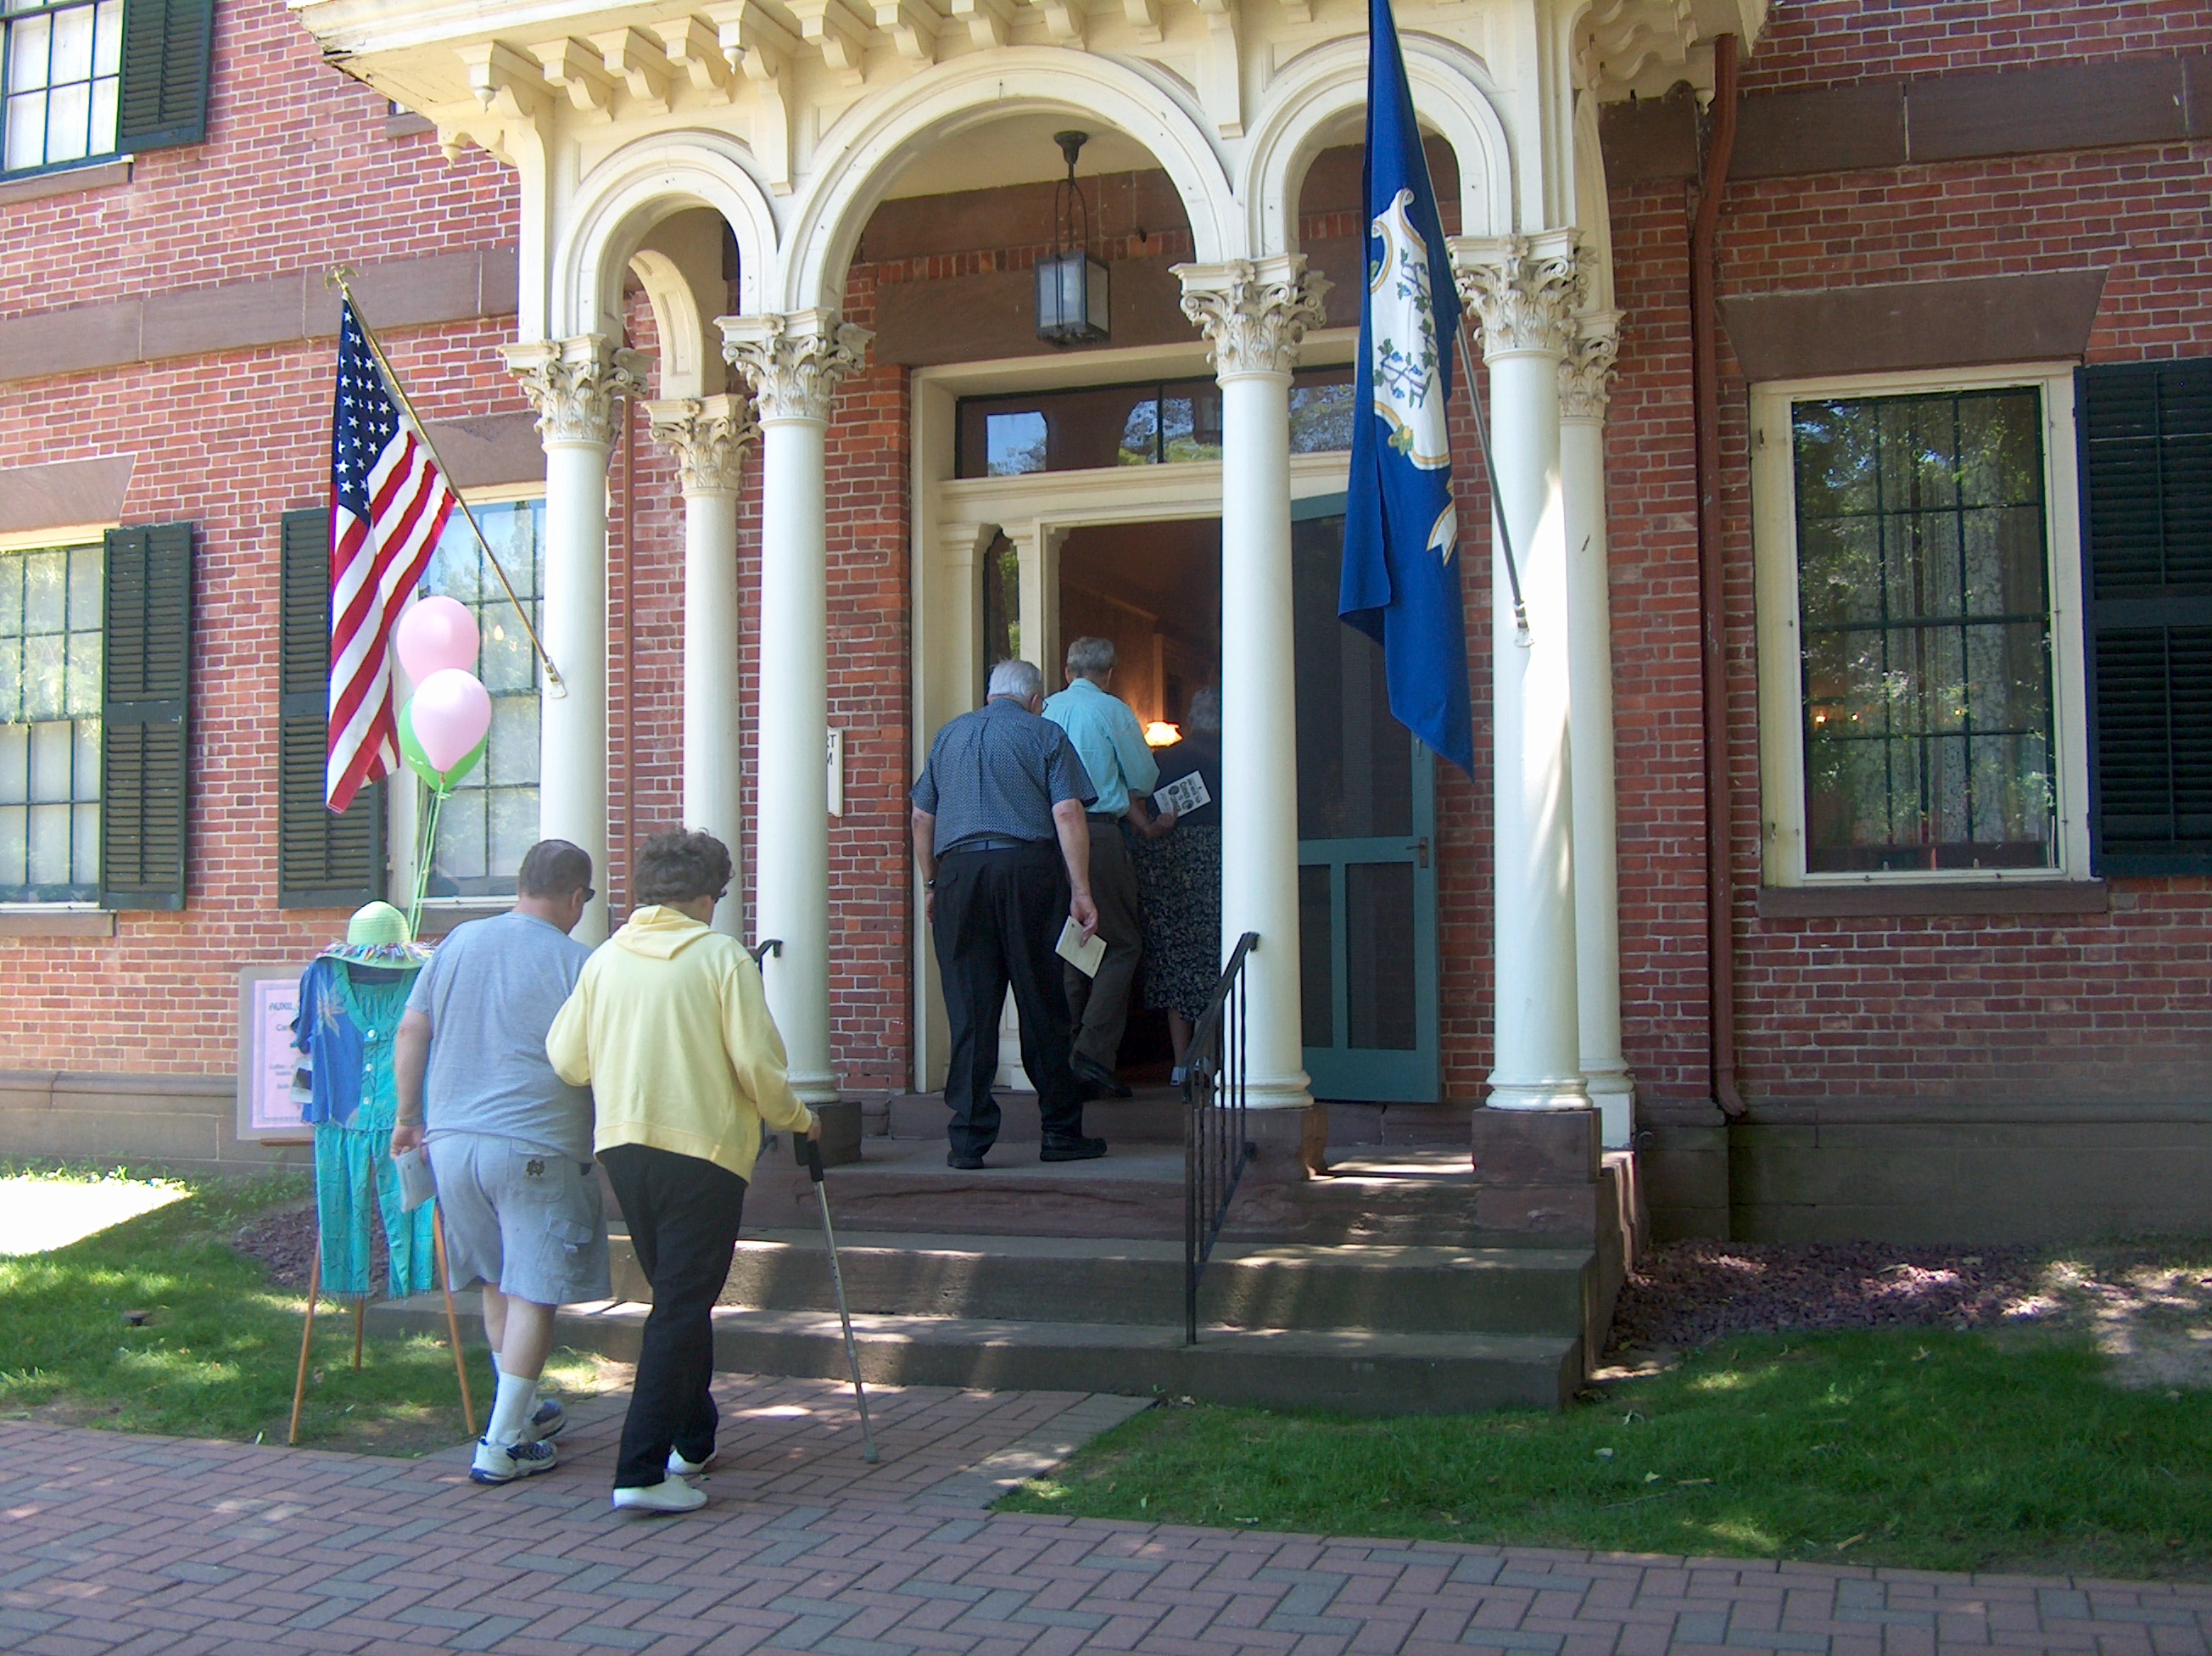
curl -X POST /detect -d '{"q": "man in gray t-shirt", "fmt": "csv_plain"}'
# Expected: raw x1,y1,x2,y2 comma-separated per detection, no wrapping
392,840,606,1486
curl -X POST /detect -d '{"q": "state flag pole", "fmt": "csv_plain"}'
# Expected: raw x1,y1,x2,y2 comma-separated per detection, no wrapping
1449,318,1532,646
324,267,567,697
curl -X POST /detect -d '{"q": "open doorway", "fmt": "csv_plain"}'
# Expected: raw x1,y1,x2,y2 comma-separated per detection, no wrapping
1052,517,1221,1082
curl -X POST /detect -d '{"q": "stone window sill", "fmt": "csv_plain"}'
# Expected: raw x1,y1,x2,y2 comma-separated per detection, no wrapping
0,158,131,207
0,909,116,937
1758,881,2108,919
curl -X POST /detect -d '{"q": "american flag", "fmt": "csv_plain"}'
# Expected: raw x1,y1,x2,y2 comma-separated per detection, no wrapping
327,300,456,813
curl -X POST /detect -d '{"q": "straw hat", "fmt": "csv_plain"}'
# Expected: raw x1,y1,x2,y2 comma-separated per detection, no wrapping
317,901,432,969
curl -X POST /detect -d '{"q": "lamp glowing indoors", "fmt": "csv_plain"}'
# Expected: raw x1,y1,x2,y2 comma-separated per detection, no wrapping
1143,721,1181,747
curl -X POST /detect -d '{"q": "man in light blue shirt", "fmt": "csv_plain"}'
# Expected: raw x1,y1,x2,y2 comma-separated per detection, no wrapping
1043,636,1168,1096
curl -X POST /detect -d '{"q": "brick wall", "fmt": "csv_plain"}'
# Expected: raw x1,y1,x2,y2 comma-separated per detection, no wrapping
1738,0,2212,93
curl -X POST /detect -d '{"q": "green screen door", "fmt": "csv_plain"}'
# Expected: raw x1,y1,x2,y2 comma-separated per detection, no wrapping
1291,495,1442,1102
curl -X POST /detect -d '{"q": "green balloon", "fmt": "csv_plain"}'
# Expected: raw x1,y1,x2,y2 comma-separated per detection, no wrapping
398,696,486,793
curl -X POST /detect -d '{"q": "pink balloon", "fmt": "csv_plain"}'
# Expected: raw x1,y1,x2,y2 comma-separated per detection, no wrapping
395,596,479,684
411,669,493,772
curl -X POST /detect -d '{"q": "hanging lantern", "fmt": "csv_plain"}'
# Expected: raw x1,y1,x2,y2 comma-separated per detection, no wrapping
1036,130,1111,347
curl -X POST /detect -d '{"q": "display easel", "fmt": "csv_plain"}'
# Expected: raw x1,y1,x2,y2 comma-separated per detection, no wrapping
287,1170,477,1446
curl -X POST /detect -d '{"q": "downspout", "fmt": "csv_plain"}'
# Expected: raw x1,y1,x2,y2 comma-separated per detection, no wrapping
1691,34,1746,1119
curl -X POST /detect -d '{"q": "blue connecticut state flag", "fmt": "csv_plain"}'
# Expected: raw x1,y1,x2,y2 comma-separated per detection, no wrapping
1338,0,1474,775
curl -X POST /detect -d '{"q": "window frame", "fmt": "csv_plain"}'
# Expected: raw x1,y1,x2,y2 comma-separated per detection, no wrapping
386,483,546,914
0,523,109,910
0,0,126,180
1751,361,2094,888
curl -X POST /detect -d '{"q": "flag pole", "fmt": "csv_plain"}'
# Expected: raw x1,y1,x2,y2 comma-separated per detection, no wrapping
1450,321,1532,648
323,267,567,697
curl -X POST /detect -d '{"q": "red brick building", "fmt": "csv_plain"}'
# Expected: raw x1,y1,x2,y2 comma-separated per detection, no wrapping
2,0,2208,1241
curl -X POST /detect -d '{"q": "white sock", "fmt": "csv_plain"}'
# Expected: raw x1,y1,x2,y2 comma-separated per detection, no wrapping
488,1372,537,1447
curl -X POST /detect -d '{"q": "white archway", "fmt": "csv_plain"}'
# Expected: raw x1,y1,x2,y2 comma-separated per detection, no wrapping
1240,31,1515,259
550,131,782,343
777,48,1240,313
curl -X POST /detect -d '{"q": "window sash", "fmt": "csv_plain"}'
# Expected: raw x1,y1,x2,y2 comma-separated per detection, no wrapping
0,542,101,902
1,0,122,176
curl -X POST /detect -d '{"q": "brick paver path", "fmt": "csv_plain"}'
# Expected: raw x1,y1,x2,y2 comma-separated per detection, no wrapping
3,1375,2208,1656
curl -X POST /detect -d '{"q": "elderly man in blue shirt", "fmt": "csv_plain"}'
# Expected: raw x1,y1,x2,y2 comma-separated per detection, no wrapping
1043,635,1172,1099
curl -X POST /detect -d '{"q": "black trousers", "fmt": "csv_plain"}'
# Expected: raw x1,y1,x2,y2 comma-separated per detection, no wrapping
598,1142,745,1489
931,840,1086,1157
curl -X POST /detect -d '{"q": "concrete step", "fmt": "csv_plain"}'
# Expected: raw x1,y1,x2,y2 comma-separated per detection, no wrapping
885,1089,1187,1144
602,1228,1594,1337
377,1295,1580,1415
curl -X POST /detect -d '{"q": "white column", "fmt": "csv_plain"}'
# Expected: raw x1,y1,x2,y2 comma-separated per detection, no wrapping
503,335,645,943
646,394,759,941
1560,314,1634,1148
719,310,871,1105
1177,255,1330,1111
1452,232,1589,1113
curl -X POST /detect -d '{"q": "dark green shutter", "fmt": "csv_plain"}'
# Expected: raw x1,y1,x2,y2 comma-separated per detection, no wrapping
278,509,383,908
117,0,215,153
101,524,193,910
2080,361,2212,875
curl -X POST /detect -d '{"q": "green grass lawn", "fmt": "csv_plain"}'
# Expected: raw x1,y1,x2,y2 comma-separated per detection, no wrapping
1003,1329,2212,1580
0,1166,606,1455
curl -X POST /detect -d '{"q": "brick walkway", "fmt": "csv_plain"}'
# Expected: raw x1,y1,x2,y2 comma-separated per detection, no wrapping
2,1377,2208,1656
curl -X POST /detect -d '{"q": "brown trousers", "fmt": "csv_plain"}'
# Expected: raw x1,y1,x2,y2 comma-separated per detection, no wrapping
1064,819,1142,1071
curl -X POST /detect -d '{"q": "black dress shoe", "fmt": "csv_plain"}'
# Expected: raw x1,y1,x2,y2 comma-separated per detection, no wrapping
947,1150,987,1170
1040,1135,1109,1162
1070,1055,1132,1099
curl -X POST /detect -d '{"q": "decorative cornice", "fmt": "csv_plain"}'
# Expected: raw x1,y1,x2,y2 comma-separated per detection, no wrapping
1173,255,1331,379
500,334,646,447
1448,231,1584,361
645,394,759,495
1558,311,1623,423
718,310,872,422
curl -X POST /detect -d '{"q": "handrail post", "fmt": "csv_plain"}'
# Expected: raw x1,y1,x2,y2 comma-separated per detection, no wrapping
1183,932,1260,1346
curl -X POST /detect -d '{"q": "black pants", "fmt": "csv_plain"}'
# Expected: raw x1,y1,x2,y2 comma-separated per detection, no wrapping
598,1142,745,1489
931,840,1086,1157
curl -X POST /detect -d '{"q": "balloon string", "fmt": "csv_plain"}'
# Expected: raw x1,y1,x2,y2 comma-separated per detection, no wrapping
409,783,448,944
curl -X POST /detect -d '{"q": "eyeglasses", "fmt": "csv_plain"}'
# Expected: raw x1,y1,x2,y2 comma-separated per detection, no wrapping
580,887,596,903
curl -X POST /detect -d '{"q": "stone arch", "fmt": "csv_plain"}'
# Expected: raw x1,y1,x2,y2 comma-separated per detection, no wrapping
550,130,782,362
1241,31,1513,259
778,49,1239,314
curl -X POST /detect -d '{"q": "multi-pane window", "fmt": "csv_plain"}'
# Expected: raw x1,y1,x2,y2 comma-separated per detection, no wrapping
3,0,123,174
1787,387,2058,873
418,500,543,899
955,366,1355,478
0,544,101,902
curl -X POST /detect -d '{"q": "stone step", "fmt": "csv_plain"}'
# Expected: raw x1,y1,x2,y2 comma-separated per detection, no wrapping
376,1296,1581,1415
885,1089,1187,1144
601,1228,1594,1337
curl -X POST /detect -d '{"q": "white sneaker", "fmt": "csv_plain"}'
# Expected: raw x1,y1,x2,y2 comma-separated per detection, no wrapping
613,1478,707,1514
668,1447,717,1476
471,1437,558,1485
524,1396,567,1442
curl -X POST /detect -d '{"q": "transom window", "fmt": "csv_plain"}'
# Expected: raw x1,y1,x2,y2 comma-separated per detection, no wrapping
1754,367,2092,885
955,366,1354,478
0,543,101,903
418,500,543,899
3,0,123,175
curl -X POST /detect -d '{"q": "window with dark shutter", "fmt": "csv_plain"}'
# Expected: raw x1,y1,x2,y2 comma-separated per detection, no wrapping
278,507,383,907
116,0,214,153
2080,361,2212,876
100,523,191,909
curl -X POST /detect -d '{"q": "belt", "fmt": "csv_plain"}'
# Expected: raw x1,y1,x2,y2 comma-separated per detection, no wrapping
1086,811,1123,825
944,836,1036,854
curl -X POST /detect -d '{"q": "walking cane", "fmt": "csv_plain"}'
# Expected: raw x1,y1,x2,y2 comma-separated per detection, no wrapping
802,1138,879,1464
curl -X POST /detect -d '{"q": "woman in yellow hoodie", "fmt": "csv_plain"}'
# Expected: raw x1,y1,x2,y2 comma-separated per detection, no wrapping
547,830,819,1514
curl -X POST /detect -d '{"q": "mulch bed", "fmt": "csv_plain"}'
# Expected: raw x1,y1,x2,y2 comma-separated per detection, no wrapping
236,1201,385,1294
1606,1239,2052,1357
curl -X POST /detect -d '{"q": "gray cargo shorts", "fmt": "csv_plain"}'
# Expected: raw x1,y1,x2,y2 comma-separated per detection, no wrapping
427,1131,613,1307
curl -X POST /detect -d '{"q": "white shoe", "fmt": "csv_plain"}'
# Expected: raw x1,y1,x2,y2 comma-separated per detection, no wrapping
668,1447,717,1476
471,1437,558,1485
525,1396,567,1442
613,1478,707,1514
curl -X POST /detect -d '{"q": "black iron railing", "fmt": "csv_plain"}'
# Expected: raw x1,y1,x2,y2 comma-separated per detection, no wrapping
749,937,783,969
1183,931,1259,1345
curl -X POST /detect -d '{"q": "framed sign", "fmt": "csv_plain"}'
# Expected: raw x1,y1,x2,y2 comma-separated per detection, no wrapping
237,965,310,1143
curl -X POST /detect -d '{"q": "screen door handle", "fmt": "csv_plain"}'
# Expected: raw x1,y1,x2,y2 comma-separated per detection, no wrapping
1406,836,1430,869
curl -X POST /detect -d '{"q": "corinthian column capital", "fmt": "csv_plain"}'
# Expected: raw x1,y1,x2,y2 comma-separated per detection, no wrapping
718,310,871,422
645,394,760,495
501,334,649,447
1448,230,1584,361
1175,255,1332,379
1558,310,1623,423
